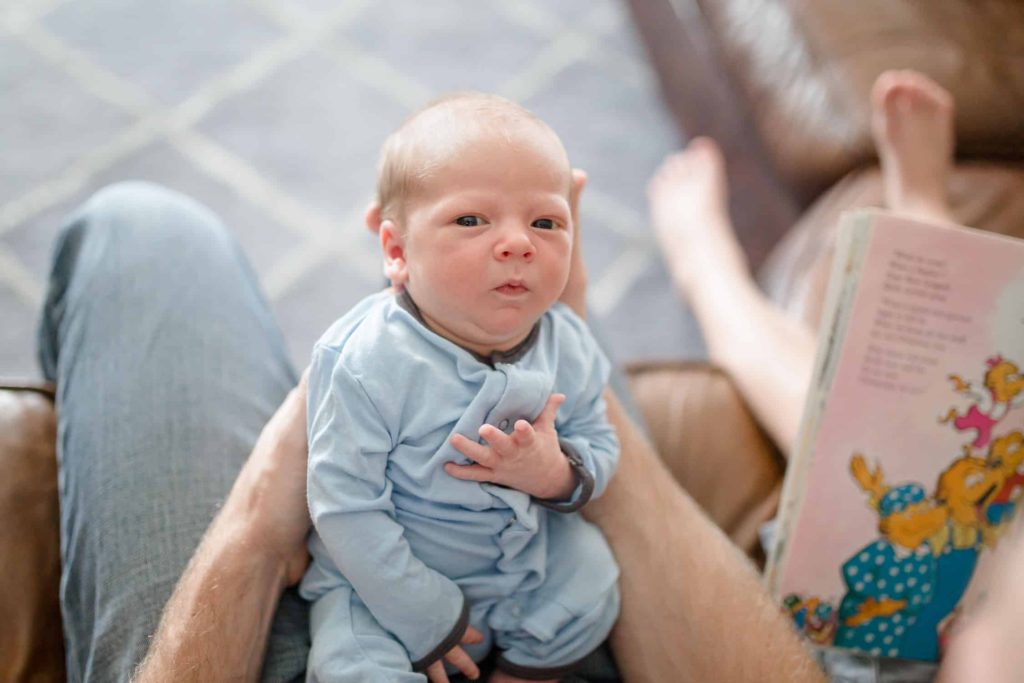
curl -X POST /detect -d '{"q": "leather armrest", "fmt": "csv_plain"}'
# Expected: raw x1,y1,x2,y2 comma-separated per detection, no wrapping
697,0,1024,203
0,383,66,682
624,361,785,560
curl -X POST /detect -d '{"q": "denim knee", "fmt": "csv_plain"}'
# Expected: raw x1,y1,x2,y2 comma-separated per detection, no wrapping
38,181,247,379
77,181,233,252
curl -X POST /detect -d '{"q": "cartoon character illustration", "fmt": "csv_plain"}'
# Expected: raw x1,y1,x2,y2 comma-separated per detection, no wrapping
783,594,838,644
898,452,1010,660
935,453,1003,550
941,356,1024,449
833,455,949,659
833,443,1020,660
982,431,1024,529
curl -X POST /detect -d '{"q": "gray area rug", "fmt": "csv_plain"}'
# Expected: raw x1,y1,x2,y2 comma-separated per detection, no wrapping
0,0,705,379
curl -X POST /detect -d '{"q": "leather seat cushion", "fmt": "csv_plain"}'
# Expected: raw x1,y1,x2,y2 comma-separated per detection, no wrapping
0,386,65,682
625,361,785,562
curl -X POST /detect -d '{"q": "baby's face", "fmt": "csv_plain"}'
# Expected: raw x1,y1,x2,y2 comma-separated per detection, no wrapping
391,131,573,356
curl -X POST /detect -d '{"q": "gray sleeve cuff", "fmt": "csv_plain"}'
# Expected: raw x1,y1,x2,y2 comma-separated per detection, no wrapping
410,595,470,672
534,439,595,513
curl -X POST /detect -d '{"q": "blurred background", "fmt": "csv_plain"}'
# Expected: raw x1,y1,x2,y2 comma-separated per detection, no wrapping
0,0,706,379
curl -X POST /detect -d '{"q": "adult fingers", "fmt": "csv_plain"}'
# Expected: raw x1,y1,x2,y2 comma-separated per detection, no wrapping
534,393,566,430
560,170,589,318
462,625,485,644
364,200,382,233
443,462,494,482
570,168,588,225
450,433,495,466
444,646,480,680
425,660,450,683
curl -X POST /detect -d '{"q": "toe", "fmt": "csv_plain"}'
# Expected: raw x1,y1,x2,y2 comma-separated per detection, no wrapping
871,70,901,106
687,136,719,159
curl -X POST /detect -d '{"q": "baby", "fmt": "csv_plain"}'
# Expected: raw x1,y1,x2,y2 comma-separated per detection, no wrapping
300,93,620,683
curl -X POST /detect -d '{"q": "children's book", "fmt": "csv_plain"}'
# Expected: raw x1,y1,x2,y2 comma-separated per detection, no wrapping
765,209,1024,662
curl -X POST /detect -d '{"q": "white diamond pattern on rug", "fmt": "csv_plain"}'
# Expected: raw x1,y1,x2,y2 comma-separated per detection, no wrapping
41,0,285,105
0,0,700,378
2,142,299,280
0,38,134,207
197,50,410,228
342,0,553,96
0,290,39,378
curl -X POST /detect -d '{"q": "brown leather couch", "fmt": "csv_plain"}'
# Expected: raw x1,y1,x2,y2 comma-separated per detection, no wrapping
4,0,1024,680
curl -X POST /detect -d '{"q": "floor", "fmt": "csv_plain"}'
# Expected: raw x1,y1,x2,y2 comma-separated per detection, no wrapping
0,0,706,380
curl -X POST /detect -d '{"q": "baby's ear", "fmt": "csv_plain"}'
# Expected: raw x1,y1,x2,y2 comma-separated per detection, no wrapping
380,219,408,288
365,200,383,234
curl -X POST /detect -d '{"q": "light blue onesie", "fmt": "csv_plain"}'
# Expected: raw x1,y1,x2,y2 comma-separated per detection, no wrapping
300,289,620,682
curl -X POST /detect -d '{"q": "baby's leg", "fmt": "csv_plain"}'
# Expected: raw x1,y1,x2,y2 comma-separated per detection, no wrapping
492,515,620,681
871,69,955,224
648,72,959,456
648,139,815,454
308,585,424,683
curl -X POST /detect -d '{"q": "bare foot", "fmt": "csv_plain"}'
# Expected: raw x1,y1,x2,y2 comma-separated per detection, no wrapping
870,70,955,223
647,137,749,298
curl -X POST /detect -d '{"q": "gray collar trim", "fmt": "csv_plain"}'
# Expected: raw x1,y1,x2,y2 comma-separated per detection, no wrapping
397,289,539,367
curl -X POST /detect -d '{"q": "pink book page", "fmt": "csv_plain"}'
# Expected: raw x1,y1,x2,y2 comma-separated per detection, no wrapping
777,213,1024,660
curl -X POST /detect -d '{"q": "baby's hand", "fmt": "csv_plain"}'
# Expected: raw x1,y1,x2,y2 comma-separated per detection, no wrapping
446,393,576,501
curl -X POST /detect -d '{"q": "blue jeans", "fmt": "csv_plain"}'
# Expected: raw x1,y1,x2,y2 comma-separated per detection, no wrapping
38,182,935,682
38,182,308,681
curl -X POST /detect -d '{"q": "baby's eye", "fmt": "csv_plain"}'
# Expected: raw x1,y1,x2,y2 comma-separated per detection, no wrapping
455,216,482,227
531,218,556,230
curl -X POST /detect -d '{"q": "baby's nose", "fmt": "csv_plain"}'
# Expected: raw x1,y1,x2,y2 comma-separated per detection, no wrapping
496,230,535,261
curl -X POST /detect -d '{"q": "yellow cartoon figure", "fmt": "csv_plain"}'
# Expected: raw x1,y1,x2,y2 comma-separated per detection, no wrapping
981,431,1024,538
941,357,1024,449
935,454,1003,550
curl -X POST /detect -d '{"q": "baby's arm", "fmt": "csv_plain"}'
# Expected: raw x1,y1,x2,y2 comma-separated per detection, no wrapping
547,323,619,505
307,345,469,672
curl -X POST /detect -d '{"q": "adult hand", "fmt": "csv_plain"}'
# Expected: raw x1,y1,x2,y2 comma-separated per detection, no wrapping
560,168,589,318
446,393,575,501
425,625,485,682
228,368,312,586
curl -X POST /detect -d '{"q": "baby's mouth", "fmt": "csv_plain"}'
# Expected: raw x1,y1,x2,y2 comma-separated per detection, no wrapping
495,281,528,295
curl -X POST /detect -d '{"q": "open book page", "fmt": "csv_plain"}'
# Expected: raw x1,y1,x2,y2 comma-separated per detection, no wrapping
767,210,1024,661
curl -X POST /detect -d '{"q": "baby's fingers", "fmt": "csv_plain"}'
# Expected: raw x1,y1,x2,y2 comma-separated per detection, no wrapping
462,625,485,645
534,393,566,430
450,434,494,466
444,462,494,483
479,423,514,455
511,420,536,448
444,645,480,680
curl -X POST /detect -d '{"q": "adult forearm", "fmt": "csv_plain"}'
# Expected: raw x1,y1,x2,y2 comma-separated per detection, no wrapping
133,505,287,682
585,390,825,683
134,374,311,682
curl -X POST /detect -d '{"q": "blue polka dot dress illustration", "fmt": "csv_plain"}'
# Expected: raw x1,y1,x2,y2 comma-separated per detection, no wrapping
833,484,943,659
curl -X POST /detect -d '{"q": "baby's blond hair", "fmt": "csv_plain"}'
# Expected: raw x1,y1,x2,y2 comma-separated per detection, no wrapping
375,92,568,223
